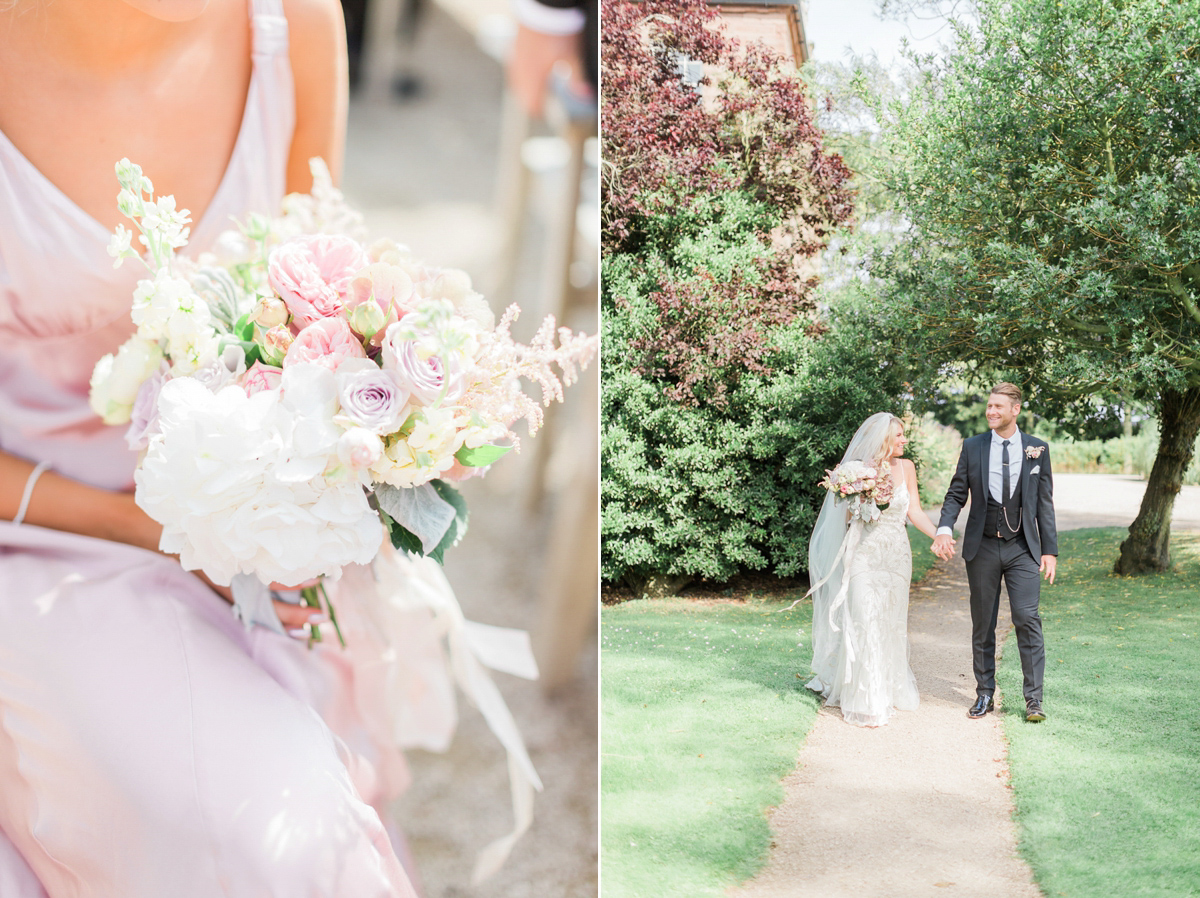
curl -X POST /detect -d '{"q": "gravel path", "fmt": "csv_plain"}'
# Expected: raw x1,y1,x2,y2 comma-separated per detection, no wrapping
730,551,1040,898
732,472,1200,898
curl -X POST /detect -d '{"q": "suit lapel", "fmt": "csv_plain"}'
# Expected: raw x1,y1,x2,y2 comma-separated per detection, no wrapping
1019,433,1033,503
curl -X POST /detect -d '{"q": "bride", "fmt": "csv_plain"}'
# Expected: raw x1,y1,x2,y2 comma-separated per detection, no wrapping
0,0,536,894
806,413,944,727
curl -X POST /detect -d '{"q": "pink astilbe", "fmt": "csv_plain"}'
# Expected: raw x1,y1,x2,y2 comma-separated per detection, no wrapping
460,306,598,447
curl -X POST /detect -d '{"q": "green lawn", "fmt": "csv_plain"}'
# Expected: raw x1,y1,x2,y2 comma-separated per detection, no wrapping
600,596,816,897
601,527,935,897
998,528,1200,898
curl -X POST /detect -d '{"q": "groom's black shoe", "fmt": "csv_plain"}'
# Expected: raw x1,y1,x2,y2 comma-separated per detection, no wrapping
1025,700,1046,723
968,695,994,718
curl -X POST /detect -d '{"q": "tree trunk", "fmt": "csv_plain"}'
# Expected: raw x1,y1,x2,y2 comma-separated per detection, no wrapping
1114,386,1200,575
1121,399,1134,475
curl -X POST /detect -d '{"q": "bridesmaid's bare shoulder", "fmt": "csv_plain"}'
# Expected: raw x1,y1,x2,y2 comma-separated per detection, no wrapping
282,0,349,190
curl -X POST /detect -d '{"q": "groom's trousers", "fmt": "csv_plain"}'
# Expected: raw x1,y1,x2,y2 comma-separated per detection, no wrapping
965,535,1045,703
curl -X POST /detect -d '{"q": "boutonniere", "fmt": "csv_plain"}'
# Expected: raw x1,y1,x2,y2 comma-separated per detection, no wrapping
1025,445,1045,459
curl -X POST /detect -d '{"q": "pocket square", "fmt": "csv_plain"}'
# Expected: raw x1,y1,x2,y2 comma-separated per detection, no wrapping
1031,465,1041,475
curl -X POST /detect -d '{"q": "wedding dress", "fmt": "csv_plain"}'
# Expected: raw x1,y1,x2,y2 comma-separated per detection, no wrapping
807,449,920,727
0,2,537,894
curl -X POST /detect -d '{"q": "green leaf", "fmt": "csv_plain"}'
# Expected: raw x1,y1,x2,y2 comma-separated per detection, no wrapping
379,505,424,556
428,480,469,564
242,342,262,367
454,444,513,467
234,312,254,342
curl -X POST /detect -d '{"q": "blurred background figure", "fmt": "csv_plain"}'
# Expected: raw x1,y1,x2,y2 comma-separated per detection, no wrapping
335,1,597,895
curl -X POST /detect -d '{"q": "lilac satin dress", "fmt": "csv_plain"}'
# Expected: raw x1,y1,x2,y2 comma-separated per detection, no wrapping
0,3,419,894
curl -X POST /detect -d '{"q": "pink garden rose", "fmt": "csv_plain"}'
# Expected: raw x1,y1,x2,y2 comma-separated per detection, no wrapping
241,361,283,396
268,234,370,330
438,459,487,483
284,317,368,370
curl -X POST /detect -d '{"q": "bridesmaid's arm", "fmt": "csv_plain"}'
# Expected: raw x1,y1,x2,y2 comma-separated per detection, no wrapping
284,0,350,191
0,452,315,629
0,450,160,550
900,459,939,541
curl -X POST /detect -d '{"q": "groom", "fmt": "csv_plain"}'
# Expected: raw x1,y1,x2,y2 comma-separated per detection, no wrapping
931,383,1058,723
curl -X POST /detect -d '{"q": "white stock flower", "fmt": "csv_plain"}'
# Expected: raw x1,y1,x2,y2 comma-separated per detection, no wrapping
89,336,165,425
136,376,383,587
131,270,200,340
107,225,135,268
369,406,464,488
141,195,192,254
165,303,221,376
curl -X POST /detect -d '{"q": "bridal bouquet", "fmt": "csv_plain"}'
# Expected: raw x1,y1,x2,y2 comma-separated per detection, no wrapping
818,460,894,524
89,158,596,637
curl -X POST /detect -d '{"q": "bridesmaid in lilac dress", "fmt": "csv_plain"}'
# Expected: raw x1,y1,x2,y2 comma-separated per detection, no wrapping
0,0,421,894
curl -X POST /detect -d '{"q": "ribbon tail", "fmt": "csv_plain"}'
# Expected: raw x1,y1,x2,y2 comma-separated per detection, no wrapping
471,752,537,884
230,573,285,635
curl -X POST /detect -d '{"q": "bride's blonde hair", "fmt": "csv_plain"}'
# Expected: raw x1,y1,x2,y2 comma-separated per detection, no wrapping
873,415,904,473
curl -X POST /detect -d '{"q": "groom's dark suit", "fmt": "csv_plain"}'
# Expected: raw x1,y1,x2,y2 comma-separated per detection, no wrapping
939,430,1058,703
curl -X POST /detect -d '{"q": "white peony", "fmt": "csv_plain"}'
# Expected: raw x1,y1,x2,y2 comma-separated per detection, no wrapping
88,336,165,425
136,375,383,587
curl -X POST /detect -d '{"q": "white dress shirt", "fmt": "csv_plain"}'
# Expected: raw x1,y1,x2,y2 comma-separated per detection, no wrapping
989,426,1024,504
936,427,1024,536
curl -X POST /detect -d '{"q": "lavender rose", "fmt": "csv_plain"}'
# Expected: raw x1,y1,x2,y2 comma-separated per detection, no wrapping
380,318,467,407
334,358,409,434
124,361,171,451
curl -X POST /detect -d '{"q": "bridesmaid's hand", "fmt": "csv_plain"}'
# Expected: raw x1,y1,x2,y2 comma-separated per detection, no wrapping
190,570,321,633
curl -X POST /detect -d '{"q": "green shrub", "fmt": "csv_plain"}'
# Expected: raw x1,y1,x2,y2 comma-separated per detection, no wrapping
907,414,962,507
1051,424,1200,484
601,310,907,588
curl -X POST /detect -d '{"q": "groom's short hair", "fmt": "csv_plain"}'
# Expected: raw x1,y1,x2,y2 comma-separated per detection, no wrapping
990,382,1023,406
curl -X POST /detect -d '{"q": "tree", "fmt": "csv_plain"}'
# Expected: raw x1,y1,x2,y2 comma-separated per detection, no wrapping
873,0,1200,573
601,0,905,588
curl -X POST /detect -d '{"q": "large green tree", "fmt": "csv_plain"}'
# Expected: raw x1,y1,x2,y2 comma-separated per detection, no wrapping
875,0,1200,573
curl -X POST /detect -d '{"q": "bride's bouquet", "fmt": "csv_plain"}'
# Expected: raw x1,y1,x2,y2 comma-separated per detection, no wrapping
89,158,596,639
818,460,894,524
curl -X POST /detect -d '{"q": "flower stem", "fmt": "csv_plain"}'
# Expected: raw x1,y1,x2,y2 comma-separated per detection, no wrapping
298,586,325,647
318,581,346,648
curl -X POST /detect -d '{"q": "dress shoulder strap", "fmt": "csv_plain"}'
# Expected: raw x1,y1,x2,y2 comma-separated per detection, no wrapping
250,0,289,57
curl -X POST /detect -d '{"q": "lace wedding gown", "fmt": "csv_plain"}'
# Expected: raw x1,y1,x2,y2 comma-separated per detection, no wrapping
0,2,536,894
807,479,920,727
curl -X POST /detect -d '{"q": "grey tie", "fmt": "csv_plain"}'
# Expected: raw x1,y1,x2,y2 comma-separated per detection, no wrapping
1002,440,1011,502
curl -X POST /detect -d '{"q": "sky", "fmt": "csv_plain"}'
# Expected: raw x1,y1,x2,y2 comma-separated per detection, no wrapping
803,0,957,72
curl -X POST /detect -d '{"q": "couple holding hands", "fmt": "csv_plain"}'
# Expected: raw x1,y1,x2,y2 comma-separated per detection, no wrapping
806,382,1058,728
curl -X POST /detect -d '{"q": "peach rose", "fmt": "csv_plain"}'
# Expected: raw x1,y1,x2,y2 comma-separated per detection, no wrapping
241,361,283,396
268,234,369,330
284,317,368,371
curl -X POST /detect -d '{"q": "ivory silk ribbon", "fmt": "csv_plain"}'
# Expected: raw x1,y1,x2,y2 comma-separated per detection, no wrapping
229,548,543,882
